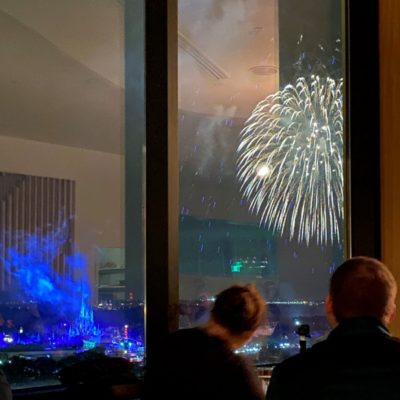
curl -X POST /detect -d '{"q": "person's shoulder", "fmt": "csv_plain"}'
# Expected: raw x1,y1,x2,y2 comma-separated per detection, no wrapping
169,327,201,338
168,327,203,341
167,327,220,351
272,340,329,377
388,335,400,345
266,348,326,400
383,334,400,354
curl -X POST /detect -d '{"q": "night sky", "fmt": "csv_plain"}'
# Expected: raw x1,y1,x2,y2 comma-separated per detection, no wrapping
178,110,345,301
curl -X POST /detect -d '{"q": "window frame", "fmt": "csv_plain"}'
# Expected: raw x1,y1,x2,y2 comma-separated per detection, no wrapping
10,0,380,396
143,0,381,374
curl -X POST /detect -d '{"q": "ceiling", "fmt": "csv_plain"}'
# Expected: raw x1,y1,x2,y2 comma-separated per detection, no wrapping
0,0,278,154
178,0,278,119
0,0,124,154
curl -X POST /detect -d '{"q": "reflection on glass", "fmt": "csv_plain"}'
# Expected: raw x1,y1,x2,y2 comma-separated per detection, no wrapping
0,1,144,388
178,0,345,364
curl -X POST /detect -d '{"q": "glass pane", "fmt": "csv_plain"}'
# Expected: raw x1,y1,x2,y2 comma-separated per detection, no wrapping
178,0,345,364
0,0,145,388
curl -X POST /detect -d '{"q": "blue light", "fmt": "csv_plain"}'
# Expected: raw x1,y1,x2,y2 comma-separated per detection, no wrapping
0,222,90,317
0,223,145,362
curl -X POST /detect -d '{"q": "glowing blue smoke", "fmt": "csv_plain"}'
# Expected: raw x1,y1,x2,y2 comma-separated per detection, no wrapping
0,221,90,318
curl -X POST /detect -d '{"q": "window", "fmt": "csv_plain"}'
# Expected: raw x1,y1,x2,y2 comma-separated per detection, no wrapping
178,0,346,363
0,1,145,388
0,0,381,391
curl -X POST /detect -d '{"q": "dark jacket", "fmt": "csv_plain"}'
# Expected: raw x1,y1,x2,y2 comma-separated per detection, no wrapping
266,317,400,400
144,327,264,400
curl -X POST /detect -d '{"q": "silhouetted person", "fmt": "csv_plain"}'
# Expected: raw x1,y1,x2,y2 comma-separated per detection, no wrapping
145,284,266,400
0,369,12,400
266,256,400,400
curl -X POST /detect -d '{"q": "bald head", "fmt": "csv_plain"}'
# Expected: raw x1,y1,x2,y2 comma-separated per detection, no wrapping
328,257,397,325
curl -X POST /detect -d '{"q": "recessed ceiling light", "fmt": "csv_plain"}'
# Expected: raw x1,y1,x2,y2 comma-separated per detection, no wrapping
249,65,277,76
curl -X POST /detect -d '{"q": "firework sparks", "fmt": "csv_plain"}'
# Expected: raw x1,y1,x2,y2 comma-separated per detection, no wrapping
237,75,343,244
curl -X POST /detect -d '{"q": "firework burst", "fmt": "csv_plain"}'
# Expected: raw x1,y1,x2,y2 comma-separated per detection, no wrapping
237,75,344,244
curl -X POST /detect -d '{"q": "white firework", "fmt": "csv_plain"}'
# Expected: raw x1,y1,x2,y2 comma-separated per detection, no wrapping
237,75,344,244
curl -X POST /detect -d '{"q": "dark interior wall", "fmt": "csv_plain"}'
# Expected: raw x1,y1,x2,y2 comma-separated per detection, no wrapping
346,0,380,258
380,0,400,336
